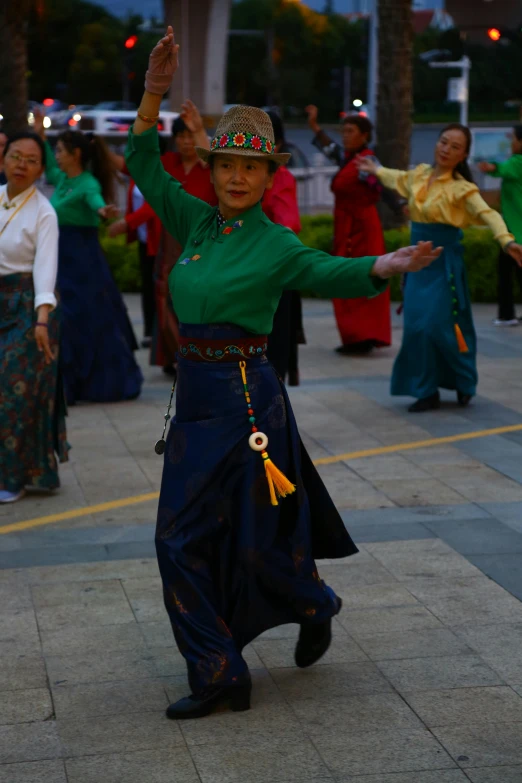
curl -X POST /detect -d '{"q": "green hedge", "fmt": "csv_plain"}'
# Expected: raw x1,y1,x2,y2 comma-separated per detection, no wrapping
298,215,500,303
101,216,500,302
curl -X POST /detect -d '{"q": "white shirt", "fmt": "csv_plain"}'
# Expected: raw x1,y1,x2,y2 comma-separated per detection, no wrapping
131,184,148,244
0,183,59,309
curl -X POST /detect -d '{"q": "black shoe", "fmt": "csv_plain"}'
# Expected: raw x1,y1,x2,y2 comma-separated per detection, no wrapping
457,392,473,407
295,599,342,669
141,337,152,349
335,341,375,355
288,369,299,386
408,392,441,413
166,679,252,720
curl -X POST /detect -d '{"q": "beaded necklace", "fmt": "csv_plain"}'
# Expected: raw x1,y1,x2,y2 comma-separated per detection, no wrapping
0,188,36,237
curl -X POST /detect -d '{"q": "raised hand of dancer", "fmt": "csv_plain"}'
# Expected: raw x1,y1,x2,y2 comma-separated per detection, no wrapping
305,105,320,134
478,162,496,174
372,241,443,278
356,156,379,177
506,241,522,267
180,99,210,151
135,25,179,136
33,107,46,140
107,218,128,238
98,205,120,220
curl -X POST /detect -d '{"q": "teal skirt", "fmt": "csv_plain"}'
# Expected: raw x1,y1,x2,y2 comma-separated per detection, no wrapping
391,222,477,400
0,273,69,493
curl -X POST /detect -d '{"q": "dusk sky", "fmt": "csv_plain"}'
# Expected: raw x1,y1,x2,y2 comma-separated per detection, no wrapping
98,1,353,20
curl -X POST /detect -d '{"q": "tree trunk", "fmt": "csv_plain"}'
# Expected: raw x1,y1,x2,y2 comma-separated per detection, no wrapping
0,0,32,136
375,0,413,229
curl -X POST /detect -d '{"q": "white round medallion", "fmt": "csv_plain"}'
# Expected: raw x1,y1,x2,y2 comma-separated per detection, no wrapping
248,432,268,452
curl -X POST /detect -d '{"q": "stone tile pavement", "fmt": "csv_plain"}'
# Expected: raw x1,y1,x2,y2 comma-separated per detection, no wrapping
2,298,522,781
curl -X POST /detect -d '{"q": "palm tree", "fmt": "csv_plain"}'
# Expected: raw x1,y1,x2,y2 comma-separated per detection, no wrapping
376,0,414,227
0,0,33,135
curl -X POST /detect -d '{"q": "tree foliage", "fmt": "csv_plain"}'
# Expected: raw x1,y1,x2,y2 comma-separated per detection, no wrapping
228,0,366,120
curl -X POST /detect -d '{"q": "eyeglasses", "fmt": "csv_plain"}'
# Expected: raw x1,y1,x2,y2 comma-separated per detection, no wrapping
6,152,42,167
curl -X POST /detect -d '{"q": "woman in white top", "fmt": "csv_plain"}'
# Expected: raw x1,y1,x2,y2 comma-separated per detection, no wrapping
0,132,69,503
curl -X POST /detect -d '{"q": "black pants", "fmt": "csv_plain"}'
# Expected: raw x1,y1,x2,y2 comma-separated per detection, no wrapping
498,248,522,321
138,241,156,338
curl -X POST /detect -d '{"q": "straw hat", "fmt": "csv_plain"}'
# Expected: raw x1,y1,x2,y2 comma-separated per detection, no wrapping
196,106,291,166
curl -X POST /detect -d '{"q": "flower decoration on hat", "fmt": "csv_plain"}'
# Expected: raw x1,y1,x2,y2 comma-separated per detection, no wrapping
219,134,229,148
265,139,273,154
233,133,246,147
210,138,218,150
251,135,262,151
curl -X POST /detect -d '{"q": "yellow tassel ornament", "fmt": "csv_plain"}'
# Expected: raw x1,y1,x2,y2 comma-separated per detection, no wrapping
240,361,296,506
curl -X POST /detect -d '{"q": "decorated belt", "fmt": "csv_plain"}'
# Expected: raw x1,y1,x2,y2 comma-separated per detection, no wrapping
178,335,268,362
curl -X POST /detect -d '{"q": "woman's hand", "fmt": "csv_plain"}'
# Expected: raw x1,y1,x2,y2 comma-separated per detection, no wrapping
356,156,379,177
180,99,204,134
35,306,53,365
145,25,180,95
305,105,320,134
478,162,496,174
506,242,522,267
107,218,128,238
372,241,443,279
33,107,46,140
98,205,120,220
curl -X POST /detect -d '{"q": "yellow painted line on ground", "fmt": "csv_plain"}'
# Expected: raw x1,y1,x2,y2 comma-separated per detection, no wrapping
3,423,522,535
313,422,522,465
0,492,160,535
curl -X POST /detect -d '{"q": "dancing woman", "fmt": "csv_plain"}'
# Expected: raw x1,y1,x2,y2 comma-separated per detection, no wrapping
359,124,522,412
306,106,391,355
126,26,442,719
34,114,143,404
0,132,68,503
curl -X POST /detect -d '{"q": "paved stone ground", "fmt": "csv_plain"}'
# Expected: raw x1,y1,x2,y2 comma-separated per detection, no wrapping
2,297,522,781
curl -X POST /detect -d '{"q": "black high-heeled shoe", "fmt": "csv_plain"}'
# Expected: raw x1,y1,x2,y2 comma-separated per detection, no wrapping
295,598,342,669
166,679,252,720
408,392,441,413
457,391,473,407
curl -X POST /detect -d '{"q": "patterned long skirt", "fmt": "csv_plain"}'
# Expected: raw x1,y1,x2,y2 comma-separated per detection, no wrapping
0,273,69,493
155,323,357,696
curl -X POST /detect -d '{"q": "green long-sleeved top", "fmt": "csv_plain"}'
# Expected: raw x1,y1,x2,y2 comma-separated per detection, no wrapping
125,126,387,334
44,141,106,227
486,154,522,244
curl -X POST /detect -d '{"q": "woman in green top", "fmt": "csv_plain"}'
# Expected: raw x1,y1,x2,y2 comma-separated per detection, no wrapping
126,26,442,721
479,125,522,325
34,115,143,404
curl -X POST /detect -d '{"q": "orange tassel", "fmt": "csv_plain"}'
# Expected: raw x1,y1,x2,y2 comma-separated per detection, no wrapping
262,451,296,506
454,323,469,353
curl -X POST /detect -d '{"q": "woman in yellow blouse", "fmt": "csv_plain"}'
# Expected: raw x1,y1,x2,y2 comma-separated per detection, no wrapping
359,124,522,412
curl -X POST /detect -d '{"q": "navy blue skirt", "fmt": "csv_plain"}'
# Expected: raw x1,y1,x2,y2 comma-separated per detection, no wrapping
57,226,143,404
155,323,357,695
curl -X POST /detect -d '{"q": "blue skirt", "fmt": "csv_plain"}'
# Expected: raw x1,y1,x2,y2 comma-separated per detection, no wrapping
391,222,477,399
57,226,143,404
155,323,356,695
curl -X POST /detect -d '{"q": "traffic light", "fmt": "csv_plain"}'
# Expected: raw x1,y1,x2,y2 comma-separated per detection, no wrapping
125,35,138,49
487,28,502,42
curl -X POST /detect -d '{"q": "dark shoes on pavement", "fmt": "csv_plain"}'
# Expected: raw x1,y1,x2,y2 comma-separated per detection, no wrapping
336,341,375,355
409,391,473,412
408,392,441,413
295,598,342,669
166,677,252,720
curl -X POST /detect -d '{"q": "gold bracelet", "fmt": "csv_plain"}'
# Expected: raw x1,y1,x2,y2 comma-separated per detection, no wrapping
137,110,159,124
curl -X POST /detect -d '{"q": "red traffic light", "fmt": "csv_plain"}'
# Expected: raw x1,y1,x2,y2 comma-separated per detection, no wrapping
488,28,502,41
125,35,138,49
43,98,54,107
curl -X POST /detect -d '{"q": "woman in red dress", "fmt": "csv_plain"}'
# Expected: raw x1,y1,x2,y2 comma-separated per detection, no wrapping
306,107,391,354
264,112,304,385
